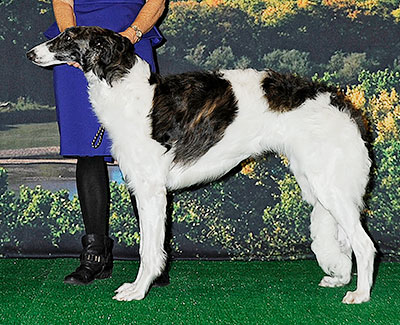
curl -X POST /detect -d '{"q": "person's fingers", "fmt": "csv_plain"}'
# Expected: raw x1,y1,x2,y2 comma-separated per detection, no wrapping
67,61,82,69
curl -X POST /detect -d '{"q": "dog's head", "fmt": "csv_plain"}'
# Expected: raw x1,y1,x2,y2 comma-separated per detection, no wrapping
27,26,137,85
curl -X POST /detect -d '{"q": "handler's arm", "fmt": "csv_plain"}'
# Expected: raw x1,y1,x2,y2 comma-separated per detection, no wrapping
119,0,166,44
53,0,76,32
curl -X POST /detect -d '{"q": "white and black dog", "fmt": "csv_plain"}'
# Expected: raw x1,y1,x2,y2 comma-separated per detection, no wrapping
27,26,376,304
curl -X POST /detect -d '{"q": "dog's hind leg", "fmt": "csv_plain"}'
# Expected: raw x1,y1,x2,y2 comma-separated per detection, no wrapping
307,160,375,304
286,97,375,303
292,171,353,288
310,202,352,288
113,180,168,301
317,195,375,304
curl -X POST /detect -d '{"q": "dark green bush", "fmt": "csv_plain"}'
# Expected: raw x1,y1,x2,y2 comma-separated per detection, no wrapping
261,49,313,76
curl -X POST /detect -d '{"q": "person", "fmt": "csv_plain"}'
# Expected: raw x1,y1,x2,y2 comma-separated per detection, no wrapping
45,0,169,286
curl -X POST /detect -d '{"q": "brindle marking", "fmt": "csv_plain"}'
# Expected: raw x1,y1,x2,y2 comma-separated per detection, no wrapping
150,71,238,163
261,70,366,138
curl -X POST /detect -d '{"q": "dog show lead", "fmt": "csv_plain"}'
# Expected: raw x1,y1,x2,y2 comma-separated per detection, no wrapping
44,0,169,287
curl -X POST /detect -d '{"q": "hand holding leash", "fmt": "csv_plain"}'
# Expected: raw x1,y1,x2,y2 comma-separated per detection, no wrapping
67,61,82,69
120,24,143,44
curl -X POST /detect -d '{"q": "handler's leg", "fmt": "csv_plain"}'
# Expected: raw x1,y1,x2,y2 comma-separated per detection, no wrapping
64,156,114,285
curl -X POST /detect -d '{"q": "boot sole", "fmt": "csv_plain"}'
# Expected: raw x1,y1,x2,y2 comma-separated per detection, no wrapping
96,268,113,280
64,268,113,285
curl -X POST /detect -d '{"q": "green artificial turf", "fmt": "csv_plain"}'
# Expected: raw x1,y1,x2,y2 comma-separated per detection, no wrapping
0,259,399,324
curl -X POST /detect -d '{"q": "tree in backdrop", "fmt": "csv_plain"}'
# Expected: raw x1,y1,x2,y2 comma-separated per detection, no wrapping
1,0,400,260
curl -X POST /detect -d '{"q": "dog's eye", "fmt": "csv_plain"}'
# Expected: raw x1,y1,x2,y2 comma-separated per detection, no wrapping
65,35,72,42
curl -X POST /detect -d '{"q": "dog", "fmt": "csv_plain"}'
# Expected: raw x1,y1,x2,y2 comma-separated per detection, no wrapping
27,26,376,304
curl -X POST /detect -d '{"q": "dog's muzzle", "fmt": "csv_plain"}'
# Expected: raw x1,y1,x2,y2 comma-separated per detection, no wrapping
26,43,61,67
26,49,37,62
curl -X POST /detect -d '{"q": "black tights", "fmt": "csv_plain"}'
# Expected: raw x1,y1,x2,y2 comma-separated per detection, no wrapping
76,156,169,275
76,156,139,235
76,156,110,235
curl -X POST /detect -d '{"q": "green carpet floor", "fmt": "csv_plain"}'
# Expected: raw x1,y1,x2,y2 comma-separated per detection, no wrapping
0,259,399,324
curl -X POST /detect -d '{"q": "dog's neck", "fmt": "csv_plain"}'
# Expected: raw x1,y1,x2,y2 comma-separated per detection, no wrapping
86,54,152,87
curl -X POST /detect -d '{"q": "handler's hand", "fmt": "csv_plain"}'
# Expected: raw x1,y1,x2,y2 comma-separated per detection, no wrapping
119,28,136,44
67,61,82,69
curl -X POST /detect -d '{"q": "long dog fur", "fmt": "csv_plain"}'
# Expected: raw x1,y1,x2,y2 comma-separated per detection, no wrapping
27,26,376,304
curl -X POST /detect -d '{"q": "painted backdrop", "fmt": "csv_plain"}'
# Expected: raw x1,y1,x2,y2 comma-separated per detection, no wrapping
1,0,400,261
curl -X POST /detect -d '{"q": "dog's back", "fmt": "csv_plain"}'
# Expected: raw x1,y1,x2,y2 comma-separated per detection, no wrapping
27,27,376,304
159,68,367,194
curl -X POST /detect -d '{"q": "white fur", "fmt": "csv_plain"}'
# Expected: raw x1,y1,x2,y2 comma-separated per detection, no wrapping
29,36,66,67
87,58,375,304
29,39,376,303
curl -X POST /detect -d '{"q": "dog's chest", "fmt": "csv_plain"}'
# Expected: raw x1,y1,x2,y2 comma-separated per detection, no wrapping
88,80,154,141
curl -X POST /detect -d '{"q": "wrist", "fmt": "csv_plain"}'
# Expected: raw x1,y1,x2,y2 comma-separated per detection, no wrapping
122,28,136,43
128,25,143,42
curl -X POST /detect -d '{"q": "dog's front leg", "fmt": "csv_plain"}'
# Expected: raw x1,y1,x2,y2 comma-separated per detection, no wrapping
113,181,167,301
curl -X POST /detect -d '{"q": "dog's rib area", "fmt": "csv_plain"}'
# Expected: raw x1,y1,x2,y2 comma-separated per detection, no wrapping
150,71,238,164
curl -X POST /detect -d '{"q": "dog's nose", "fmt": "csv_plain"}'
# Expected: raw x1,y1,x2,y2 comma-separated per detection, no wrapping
26,49,37,61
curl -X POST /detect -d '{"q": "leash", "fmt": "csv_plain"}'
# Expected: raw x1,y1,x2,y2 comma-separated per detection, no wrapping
91,125,105,149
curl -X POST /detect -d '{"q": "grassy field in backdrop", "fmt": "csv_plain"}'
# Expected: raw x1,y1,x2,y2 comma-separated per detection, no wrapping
0,122,58,150
0,259,399,324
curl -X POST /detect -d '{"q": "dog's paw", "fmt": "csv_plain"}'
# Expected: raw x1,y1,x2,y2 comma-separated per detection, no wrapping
113,283,146,301
114,282,134,294
319,276,349,288
342,290,370,304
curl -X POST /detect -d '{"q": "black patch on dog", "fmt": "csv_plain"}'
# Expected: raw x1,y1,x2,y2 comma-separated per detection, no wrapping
149,72,161,85
150,71,238,164
48,29,84,63
48,26,136,86
89,31,137,85
262,70,366,138
261,70,320,112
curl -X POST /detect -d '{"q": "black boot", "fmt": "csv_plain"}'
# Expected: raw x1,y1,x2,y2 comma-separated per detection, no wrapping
64,234,113,285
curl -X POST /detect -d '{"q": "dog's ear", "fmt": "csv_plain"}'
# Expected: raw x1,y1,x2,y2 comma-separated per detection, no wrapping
100,45,113,65
90,36,113,65
89,36,105,54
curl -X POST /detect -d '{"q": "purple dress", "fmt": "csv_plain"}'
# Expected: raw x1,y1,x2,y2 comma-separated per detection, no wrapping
45,0,162,157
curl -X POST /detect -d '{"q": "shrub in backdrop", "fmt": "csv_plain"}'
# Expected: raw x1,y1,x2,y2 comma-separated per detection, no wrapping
0,168,18,251
1,82,400,259
358,69,400,98
261,49,313,77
